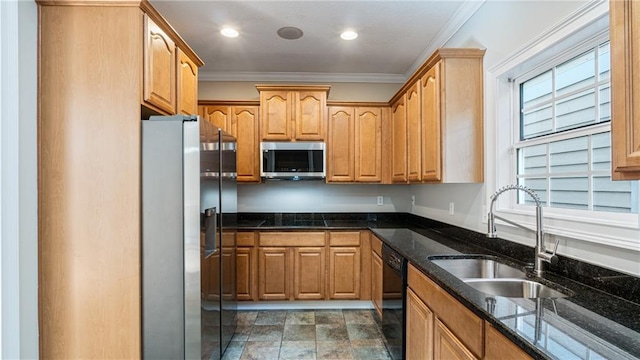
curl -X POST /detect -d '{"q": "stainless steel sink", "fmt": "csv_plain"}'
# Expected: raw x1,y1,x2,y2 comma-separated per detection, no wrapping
463,278,571,298
429,256,526,280
428,255,572,299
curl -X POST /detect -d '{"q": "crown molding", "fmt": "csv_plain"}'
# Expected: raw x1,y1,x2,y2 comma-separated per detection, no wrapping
198,71,406,84
405,0,486,78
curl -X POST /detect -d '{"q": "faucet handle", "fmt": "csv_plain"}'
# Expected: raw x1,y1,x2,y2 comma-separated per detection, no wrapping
538,236,560,265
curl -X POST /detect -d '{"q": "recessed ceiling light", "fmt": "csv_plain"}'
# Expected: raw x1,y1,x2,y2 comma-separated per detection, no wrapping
277,26,304,40
340,30,358,41
221,27,239,38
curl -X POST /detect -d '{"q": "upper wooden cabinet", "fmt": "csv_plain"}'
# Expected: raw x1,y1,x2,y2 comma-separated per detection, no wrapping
177,49,198,115
143,15,176,114
391,48,485,183
391,95,408,183
257,85,330,141
327,105,385,183
199,102,261,183
406,81,422,182
610,0,640,180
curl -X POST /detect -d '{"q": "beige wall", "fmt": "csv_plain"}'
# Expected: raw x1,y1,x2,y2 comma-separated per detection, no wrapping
199,81,402,102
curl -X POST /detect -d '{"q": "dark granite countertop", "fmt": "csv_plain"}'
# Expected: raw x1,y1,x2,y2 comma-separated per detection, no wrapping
236,212,640,359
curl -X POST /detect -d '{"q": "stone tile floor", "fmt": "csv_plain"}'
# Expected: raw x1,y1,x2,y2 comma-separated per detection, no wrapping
221,309,392,360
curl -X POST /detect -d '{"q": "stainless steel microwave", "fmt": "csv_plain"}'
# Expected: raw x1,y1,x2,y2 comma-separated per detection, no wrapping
260,142,325,180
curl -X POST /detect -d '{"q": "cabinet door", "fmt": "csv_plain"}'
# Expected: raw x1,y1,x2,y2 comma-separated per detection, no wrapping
406,288,434,360
258,247,290,300
176,49,198,115
143,15,176,114
391,95,407,183
328,247,361,299
232,106,261,182
421,63,442,182
293,247,326,300
236,247,256,301
406,81,422,182
371,251,383,318
611,0,640,179
327,107,355,182
203,251,221,301
434,319,478,360
202,105,231,132
355,107,383,182
485,323,532,360
260,90,292,140
295,91,326,140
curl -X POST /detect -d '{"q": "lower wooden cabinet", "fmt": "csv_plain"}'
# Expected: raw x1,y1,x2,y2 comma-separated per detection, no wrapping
258,247,290,300
294,247,326,300
406,288,434,360
236,247,256,301
485,323,532,360
434,318,477,360
328,247,361,299
371,236,383,318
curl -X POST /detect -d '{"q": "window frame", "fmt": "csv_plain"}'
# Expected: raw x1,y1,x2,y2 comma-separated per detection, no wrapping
488,3,640,253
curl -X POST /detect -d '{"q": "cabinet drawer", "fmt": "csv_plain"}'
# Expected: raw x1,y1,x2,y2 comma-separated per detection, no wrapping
237,232,256,247
259,232,326,247
371,235,383,257
329,231,361,246
408,264,484,358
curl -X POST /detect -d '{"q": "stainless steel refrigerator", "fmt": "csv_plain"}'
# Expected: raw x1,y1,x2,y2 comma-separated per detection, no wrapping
142,114,237,360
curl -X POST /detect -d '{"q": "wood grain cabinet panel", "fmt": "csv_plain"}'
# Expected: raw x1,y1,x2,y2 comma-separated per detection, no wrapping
257,85,329,141
293,247,326,300
611,0,640,179
434,319,478,360
406,288,434,360
143,14,176,114
391,95,408,183
200,105,231,132
177,49,198,115
232,106,261,182
236,247,257,301
327,107,355,181
420,64,442,181
371,250,383,318
258,247,290,300
328,247,361,299
355,107,383,182
485,323,532,360
406,81,422,182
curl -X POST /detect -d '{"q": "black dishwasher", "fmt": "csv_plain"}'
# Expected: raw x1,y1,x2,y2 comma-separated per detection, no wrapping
380,244,407,360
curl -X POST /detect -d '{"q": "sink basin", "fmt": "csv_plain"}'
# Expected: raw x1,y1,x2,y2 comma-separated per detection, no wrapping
429,256,526,280
464,278,572,299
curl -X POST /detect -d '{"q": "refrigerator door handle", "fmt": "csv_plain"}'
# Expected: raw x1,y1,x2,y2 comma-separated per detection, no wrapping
202,207,217,256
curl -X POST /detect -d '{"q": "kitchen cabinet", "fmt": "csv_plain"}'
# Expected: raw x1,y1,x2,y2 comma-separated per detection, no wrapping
407,263,483,359
420,64,442,181
390,48,484,183
371,235,383,318
143,14,176,115
258,232,326,300
236,232,257,301
327,106,355,181
256,85,330,141
406,81,422,182
199,102,261,182
328,232,361,299
434,319,477,360
485,323,532,360
177,49,198,115
391,95,408,183
406,288,434,360
327,105,386,183
293,247,326,300
37,1,203,358
610,0,640,180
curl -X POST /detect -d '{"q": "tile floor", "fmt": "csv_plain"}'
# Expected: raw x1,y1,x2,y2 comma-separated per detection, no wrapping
221,309,392,360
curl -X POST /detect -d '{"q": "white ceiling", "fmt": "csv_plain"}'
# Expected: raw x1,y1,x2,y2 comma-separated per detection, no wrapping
151,0,484,83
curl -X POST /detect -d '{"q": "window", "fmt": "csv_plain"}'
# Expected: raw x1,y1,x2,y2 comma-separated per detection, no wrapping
514,38,638,214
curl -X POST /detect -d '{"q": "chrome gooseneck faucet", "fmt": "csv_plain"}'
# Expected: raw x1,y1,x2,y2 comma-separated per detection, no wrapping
487,185,559,276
